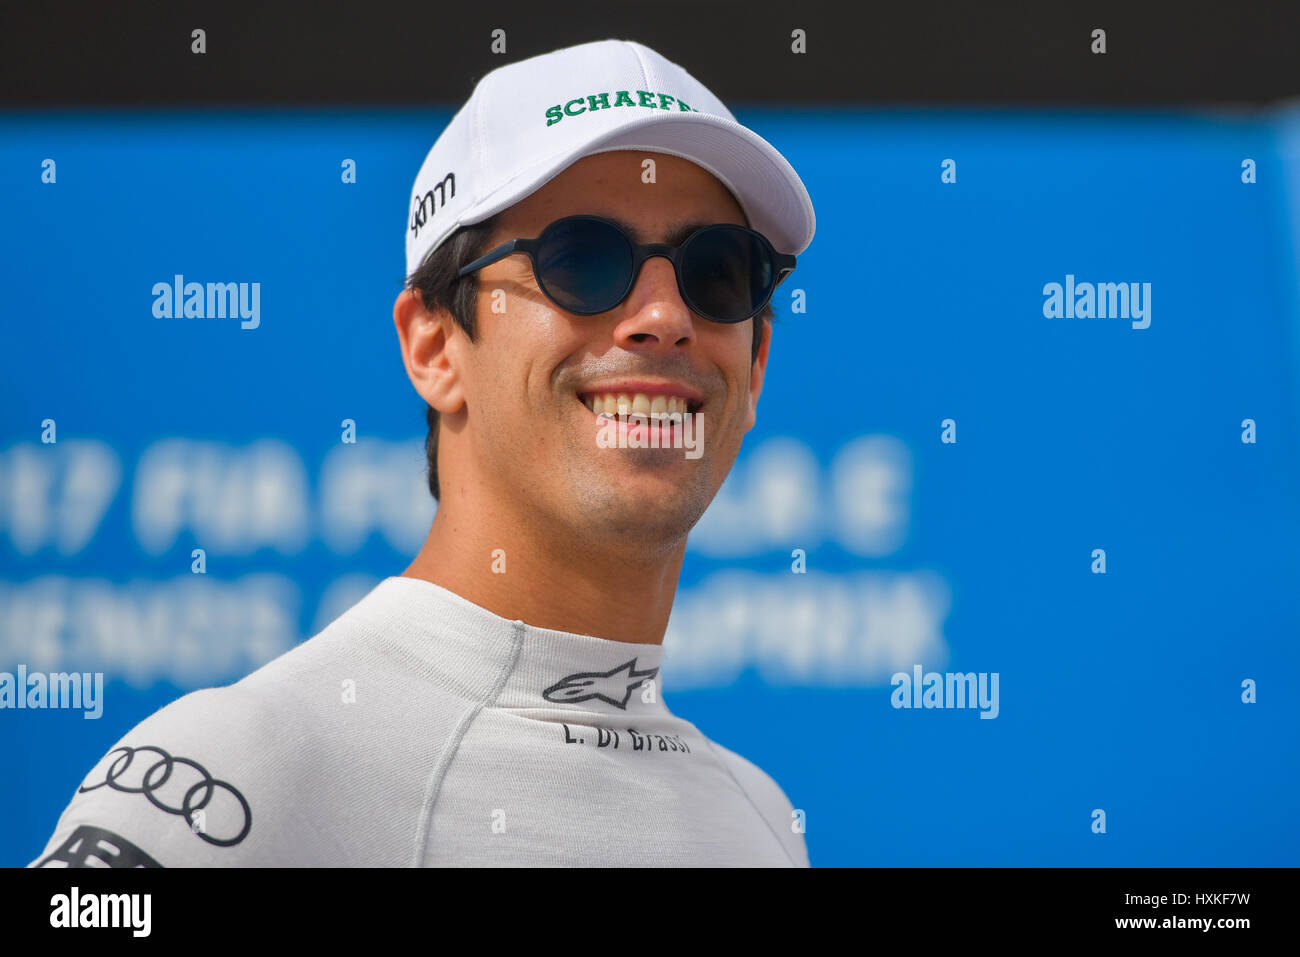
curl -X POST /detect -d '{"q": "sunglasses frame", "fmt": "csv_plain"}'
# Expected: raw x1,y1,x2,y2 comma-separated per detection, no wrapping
455,214,797,323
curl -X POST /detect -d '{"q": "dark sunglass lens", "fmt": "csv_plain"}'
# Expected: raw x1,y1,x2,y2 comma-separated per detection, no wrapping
535,219,632,314
681,227,774,322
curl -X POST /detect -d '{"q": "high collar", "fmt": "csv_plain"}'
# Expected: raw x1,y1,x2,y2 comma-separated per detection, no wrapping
345,576,669,716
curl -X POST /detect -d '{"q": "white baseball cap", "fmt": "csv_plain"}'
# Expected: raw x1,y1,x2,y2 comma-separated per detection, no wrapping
405,38,816,281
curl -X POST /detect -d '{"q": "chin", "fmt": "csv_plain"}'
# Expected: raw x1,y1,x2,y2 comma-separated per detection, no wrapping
568,471,712,545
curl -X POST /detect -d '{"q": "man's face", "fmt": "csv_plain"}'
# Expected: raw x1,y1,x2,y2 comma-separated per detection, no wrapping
452,149,770,550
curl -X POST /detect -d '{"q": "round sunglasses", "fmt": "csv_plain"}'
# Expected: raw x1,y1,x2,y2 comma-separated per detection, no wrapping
455,214,797,324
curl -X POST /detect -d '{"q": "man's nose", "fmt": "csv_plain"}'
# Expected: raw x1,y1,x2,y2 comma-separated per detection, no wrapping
610,255,695,351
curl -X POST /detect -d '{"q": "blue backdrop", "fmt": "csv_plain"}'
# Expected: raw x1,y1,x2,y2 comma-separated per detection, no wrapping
3,105,1298,866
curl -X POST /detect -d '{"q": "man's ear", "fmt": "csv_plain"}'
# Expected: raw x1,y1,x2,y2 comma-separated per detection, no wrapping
393,288,467,416
743,316,772,432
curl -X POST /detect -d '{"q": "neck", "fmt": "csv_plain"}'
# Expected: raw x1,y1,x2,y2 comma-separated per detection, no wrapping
402,486,686,646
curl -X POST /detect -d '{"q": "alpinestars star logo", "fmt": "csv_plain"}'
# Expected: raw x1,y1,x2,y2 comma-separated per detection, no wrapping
543,659,658,709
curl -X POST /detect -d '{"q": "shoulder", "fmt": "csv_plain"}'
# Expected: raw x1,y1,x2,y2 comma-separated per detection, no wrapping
706,738,810,867
29,682,287,868
29,615,471,868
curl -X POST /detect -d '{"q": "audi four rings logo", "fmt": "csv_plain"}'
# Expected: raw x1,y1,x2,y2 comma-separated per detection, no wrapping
78,745,251,847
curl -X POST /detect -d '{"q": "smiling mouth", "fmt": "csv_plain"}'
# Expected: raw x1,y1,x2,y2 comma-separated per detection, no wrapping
577,391,703,419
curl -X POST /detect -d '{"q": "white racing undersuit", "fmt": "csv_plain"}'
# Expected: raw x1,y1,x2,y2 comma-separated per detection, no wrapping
30,576,808,867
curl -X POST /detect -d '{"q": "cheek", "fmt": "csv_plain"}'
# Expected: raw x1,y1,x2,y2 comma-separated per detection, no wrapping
701,323,756,374
471,307,577,425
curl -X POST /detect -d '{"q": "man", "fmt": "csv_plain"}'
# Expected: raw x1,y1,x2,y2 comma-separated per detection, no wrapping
31,38,815,868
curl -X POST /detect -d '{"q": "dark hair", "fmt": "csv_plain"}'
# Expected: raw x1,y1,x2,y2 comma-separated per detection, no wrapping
404,215,776,500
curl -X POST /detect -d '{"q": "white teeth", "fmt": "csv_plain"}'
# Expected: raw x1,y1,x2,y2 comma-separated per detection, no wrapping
583,391,695,419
